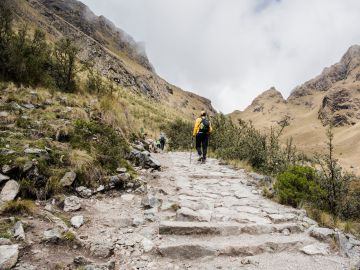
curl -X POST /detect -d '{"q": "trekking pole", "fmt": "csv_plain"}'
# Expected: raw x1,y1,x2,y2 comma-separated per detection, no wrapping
190,137,194,164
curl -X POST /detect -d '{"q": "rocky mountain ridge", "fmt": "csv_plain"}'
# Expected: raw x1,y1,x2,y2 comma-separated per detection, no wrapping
13,0,214,117
230,45,360,173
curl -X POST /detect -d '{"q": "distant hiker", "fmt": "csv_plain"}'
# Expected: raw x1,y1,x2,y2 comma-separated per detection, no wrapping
159,132,166,150
193,111,213,163
156,139,161,149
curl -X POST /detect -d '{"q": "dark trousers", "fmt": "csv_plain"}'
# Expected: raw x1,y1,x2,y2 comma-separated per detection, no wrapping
196,133,209,159
160,139,165,150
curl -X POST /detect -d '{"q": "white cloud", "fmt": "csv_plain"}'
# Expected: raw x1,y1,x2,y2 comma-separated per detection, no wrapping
80,0,360,113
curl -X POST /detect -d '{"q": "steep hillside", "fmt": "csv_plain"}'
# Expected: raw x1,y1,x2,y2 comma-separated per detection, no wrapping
12,0,214,118
230,45,360,174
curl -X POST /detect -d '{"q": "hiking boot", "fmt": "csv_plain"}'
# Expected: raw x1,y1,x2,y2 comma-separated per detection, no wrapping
201,157,206,164
197,156,203,162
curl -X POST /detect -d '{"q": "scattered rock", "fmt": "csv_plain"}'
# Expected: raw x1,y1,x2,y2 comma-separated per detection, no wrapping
96,185,105,193
76,186,92,198
73,256,93,266
60,171,77,187
336,232,360,258
0,111,9,117
44,204,53,212
0,238,12,245
24,148,47,155
118,173,131,182
0,149,16,155
0,173,10,183
22,103,35,109
13,262,37,270
71,216,84,228
301,243,330,255
141,194,161,209
12,221,25,241
241,257,258,265
0,180,20,202
43,227,63,243
309,227,335,241
2,165,13,175
64,196,81,212
121,194,135,202
132,217,145,227
141,238,154,252
144,208,157,222
84,260,115,270
22,161,34,173
116,167,127,173
90,241,114,258
0,245,19,269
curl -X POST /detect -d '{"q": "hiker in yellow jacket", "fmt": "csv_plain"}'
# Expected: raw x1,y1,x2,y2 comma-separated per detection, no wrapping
193,111,213,163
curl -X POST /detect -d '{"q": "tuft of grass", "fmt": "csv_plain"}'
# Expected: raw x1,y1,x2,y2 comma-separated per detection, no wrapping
0,220,14,239
62,231,76,242
69,149,94,172
171,203,180,211
2,200,36,215
262,187,274,199
45,177,63,198
53,213,71,227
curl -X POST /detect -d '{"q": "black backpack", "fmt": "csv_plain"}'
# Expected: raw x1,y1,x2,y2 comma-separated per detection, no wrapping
199,117,210,133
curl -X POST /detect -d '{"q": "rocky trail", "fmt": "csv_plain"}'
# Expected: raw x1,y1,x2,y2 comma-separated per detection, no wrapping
3,152,360,270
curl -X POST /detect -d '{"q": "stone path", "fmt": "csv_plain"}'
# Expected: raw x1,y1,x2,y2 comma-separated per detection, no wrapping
149,152,355,270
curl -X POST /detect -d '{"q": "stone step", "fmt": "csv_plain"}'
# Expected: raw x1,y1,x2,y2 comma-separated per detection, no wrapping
157,234,314,259
159,221,303,236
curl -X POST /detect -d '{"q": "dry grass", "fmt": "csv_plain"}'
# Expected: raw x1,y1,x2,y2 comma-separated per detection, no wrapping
222,159,254,172
2,200,36,215
69,149,94,172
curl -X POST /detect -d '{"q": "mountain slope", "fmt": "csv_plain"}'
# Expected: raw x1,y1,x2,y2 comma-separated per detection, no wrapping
230,45,360,174
12,0,215,118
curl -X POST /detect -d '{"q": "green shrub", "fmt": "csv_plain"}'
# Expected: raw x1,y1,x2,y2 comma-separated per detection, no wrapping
274,165,325,208
70,119,130,173
160,118,193,150
315,127,357,218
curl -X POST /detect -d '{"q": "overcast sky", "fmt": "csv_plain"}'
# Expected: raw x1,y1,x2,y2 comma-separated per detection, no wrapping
80,0,360,113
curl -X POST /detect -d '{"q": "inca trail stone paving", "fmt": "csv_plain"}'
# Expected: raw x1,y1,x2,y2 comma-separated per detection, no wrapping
147,152,358,270
8,152,359,269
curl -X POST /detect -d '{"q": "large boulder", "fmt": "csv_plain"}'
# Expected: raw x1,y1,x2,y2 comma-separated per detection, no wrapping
0,180,20,202
0,173,10,184
129,150,161,170
309,227,335,241
12,221,25,241
336,232,360,258
0,245,19,269
60,171,77,187
76,186,92,198
64,196,81,212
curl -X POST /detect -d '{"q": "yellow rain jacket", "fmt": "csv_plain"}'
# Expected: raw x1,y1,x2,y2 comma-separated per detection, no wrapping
193,117,213,136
